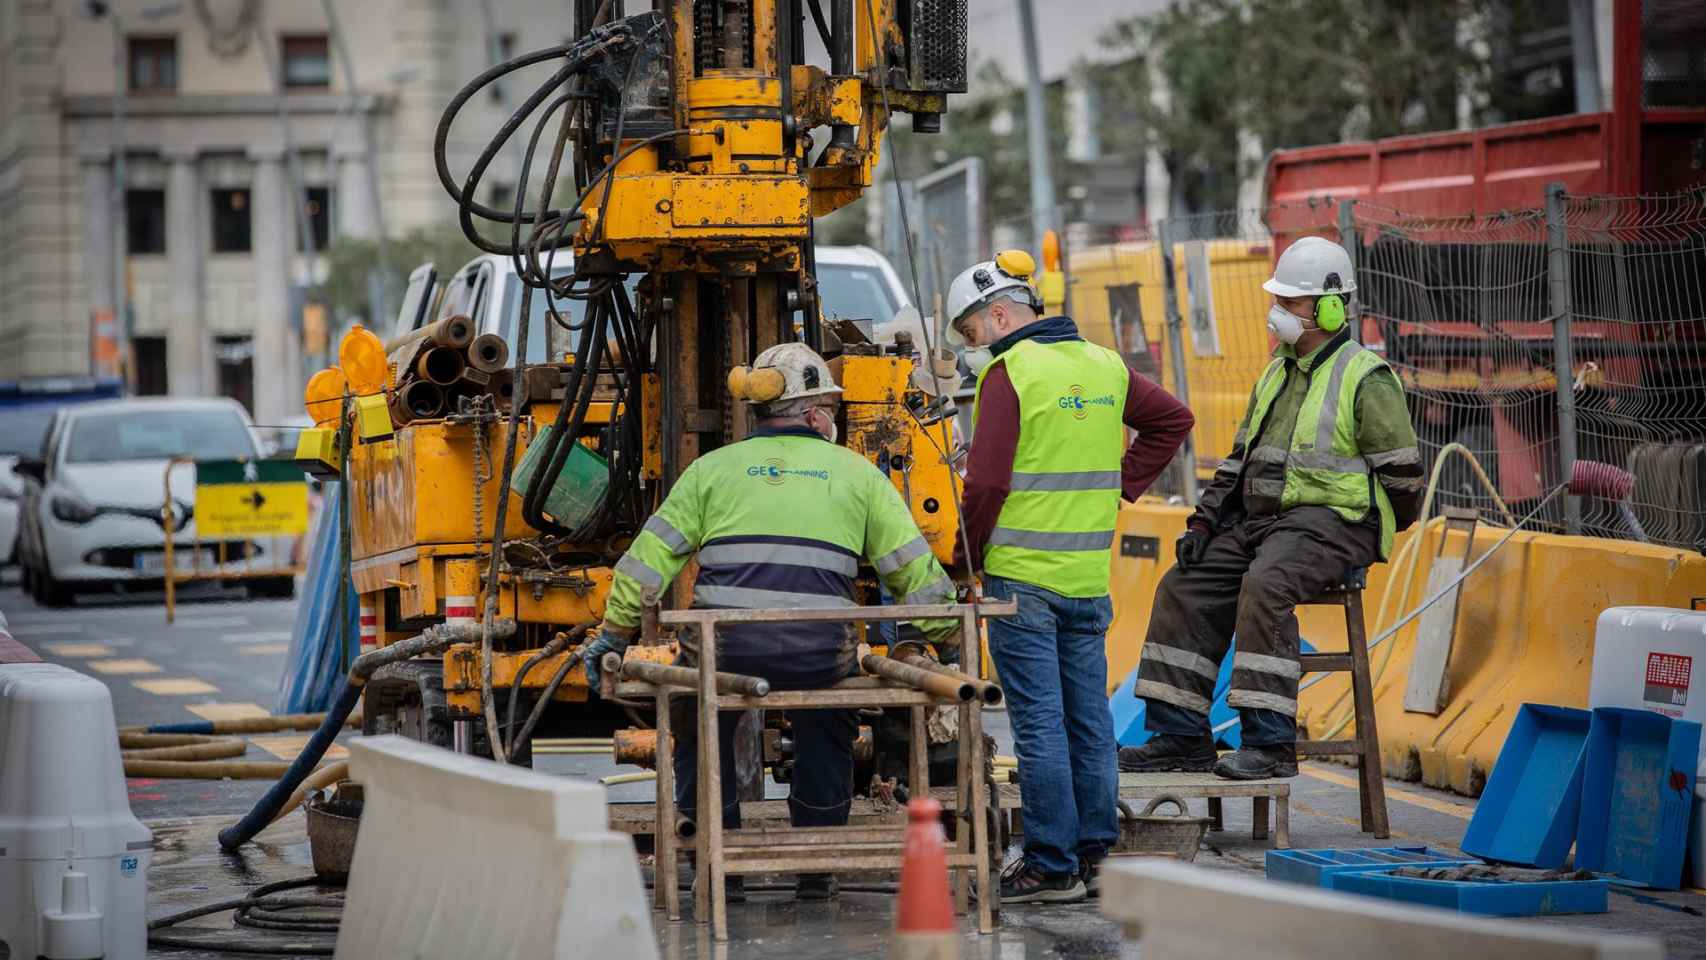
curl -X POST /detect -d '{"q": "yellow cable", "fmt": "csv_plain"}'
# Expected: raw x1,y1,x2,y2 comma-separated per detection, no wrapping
601,771,656,786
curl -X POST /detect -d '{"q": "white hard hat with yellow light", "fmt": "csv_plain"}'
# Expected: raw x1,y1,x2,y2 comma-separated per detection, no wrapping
943,249,1043,345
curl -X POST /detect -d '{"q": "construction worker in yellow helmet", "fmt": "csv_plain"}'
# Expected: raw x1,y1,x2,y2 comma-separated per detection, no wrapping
588,341,959,903
1120,237,1423,780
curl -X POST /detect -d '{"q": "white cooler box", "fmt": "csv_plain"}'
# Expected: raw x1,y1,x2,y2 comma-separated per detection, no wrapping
1591,606,1706,888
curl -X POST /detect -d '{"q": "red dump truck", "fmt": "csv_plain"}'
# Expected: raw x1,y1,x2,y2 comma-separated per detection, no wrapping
1262,7,1706,535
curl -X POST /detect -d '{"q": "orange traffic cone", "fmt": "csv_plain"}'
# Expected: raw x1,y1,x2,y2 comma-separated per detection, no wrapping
892,797,958,960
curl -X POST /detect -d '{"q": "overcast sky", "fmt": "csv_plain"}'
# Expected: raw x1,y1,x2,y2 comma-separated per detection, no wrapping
963,0,1170,82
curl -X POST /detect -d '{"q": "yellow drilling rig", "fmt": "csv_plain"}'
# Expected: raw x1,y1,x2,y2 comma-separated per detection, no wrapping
297,1,973,797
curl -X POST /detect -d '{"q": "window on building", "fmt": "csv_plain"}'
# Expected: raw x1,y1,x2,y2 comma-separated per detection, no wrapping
211,188,252,253
489,33,517,101
281,35,331,90
133,337,168,396
128,36,177,93
301,187,331,251
125,189,166,255
488,181,515,213
214,336,254,414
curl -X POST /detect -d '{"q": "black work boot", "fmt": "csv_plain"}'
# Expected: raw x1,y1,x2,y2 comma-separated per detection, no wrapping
1118,733,1217,773
1213,744,1298,780
795,873,838,901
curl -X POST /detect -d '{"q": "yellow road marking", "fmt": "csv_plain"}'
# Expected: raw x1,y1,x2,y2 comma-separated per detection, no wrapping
43,642,115,657
88,658,163,675
133,678,220,695
1301,763,1474,821
188,702,270,723
239,643,291,656
251,734,348,762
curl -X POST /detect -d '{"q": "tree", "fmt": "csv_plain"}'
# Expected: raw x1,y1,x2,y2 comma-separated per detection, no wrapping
321,224,482,329
1097,0,1534,215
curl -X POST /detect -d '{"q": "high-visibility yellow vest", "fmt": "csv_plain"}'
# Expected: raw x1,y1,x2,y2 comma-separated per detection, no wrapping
1244,340,1398,558
974,338,1129,597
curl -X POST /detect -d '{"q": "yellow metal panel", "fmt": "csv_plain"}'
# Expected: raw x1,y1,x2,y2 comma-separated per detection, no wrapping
1105,500,1706,796
841,354,909,403
1066,240,1273,474
348,420,541,562
498,567,614,626
670,177,809,228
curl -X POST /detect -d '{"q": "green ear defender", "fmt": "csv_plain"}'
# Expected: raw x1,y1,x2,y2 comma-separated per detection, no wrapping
1315,293,1347,332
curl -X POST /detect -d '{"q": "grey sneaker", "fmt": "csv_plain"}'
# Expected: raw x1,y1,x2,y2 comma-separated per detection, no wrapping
998,857,1086,904
1079,856,1103,899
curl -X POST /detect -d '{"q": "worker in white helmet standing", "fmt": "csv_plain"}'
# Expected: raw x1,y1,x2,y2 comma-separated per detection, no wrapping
1120,236,1423,780
946,250,1194,904
590,342,960,903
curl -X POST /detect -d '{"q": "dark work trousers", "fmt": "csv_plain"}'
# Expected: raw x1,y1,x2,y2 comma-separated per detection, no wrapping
1136,506,1379,747
672,663,857,831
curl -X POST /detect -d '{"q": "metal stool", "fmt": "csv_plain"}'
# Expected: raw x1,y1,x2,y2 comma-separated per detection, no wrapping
1295,566,1390,838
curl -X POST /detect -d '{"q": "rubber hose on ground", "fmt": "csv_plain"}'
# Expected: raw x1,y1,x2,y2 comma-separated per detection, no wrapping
218,620,515,851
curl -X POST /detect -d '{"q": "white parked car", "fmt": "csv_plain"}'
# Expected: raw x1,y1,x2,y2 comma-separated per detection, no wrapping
12,397,291,606
814,244,923,348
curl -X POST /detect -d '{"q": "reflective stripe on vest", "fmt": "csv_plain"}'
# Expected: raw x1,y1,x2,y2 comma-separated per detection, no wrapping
973,337,1129,597
1244,340,1398,558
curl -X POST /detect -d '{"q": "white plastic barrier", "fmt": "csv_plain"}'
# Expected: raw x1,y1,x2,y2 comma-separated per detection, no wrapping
0,664,151,960
1101,859,1660,960
335,735,658,960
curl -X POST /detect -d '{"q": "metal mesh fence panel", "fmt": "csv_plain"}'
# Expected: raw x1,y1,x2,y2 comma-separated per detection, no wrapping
1351,202,1560,529
1562,191,1706,551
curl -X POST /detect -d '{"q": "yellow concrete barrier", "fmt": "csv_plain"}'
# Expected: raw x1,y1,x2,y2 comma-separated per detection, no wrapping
1105,501,1706,795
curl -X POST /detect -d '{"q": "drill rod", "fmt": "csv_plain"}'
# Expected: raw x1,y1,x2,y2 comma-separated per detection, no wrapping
894,652,1003,706
606,654,771,697
859,646,975,702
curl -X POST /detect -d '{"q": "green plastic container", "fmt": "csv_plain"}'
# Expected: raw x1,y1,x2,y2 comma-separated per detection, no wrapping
512,426,610,529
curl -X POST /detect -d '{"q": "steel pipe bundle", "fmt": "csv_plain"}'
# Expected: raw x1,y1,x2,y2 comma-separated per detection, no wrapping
605,653,771,697
894,652,1003,705
858,646,975,701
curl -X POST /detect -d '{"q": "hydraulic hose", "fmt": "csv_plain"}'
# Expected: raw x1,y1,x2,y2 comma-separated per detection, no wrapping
218,619,516,851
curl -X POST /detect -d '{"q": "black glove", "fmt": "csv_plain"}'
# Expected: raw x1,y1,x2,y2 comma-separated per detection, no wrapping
1174,525,1211,572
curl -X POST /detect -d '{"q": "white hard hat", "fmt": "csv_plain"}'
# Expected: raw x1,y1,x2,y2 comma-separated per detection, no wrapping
1262,236,1357,298
944,250,1044,344
727,342,842,406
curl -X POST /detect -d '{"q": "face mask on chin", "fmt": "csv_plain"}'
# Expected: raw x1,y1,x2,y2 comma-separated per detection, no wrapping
810,407,838,444
1266,304,1311,345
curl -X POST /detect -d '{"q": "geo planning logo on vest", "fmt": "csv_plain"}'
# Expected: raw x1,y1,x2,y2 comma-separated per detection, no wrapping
746,458,831,485
1057,384,1117,420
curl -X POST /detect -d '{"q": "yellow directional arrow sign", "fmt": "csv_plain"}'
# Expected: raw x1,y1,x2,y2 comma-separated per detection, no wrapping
194,460,309,538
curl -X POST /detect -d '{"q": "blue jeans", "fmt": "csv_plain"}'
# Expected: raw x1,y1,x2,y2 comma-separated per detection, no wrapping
984,574,1119,877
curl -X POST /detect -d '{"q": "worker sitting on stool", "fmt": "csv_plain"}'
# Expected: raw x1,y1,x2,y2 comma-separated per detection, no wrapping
1119,237,1423,781
947,251,1194,904
586,342,961,903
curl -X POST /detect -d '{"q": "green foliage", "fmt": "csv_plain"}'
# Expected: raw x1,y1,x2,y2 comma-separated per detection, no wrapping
321,224,482,324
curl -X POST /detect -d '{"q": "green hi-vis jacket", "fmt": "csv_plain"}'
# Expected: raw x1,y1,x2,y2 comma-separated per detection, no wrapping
605,427,957,684
974,338,1130,598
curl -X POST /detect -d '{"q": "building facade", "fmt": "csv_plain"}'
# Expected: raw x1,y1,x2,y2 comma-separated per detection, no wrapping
0,0,569,426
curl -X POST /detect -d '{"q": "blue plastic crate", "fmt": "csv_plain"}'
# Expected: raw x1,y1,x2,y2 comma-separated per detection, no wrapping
1331,870,1609,916
1265,845,1478,887
1460,703,1591,868
1575,707,1702,890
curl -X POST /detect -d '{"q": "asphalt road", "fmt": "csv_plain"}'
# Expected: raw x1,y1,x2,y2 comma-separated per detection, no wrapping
4,575,1704,959
0,577,310,820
